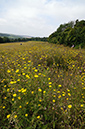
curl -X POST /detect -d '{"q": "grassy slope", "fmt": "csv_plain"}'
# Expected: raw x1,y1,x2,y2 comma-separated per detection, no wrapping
0,41,85,129
0,33,27,39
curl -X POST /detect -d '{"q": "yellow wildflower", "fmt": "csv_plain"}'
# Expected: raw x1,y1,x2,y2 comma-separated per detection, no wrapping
26,102,29,104
68,93,71,96
4,85,6,87
12,98,14,101
38,88,42,92
68,105,72,108
62,94,65,96
26,75,30,79
18,89,21,92
14,115,17,118
39,99,42,102
80,104,84,107
25,114,28,117
31,91,34,94
49,85,52,87
13,94,17,97
4,97,7,99
22,88,26,93
19,105,22,108
53,89,56,91
48,78,51,80
43,91,46,94
7,69,11,73
38,104,41,106
17,79,20,81
34,75,38,77
53,100,55,102
3,106,5,109
53,95,56,97
58,95,61,98
57,91,60,93
37,116,40,119
22,73,25,75
7,89,9,92
49,82,52,84
7,114,10,119
15,69,19,73
58,84,62,87
35,69,38,72
18,97,21,100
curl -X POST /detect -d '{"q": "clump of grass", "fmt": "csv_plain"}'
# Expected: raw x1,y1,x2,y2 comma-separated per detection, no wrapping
0,41,85,129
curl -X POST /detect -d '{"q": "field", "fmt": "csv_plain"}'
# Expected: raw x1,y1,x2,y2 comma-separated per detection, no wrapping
0,41,85,129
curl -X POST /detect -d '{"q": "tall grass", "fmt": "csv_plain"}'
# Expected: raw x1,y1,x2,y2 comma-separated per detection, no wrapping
0,41,85,129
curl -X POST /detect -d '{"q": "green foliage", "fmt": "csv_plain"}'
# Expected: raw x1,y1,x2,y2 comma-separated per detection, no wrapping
48,20,85,48
0,37,48,43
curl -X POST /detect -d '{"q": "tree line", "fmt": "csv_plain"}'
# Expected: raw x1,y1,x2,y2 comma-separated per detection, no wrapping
48,19,85,48
0,36,48,43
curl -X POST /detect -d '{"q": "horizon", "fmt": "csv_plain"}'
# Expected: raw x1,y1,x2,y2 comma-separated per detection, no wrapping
0,0,85,37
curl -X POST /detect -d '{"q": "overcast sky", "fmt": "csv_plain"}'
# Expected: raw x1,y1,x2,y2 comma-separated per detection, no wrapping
0,0,85,37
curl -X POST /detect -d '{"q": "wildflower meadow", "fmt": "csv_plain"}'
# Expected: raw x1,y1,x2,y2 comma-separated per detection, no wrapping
0,41,85,129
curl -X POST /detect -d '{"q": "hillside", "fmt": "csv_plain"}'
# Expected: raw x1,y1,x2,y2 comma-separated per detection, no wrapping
0,33,31,39
48,19,85,48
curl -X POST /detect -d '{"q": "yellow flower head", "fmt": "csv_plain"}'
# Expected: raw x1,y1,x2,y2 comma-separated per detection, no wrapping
7,114,10,119
68,93,71,96
3,106,5,109
22,73,25,75
57,91,60,93
14,115,17,118
4,97,7,99
58,84,62,87
31,91,34,94
53,100,55,102
48,78,51,80
25,114,28,117
38,88,42,92
68,105,72,108
38,104,41,106
15,69,19,73
19,105,22,108
39,99,42,102
18,96,21,100
13,94,17,97
80,104,84,107
49,82,52,85
49,85,52,87
37,116,40,119
35,69,38,72
7,69,11,73
43,91,46,94
58,95,61,98
26,102,29,104
34,75,38,78
12,98,14,101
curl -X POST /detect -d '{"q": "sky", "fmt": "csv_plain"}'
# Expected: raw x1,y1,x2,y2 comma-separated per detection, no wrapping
0,0,85,37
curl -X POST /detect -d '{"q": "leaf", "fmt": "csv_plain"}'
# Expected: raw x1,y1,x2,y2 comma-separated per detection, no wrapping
53,121,55,129
42,124,48,129
44,114,47,120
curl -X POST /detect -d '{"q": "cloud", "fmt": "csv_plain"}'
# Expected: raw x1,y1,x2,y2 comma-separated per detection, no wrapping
0,0,85,37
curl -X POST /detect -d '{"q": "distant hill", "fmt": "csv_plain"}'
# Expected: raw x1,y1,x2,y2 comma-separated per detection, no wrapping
0,33,32,39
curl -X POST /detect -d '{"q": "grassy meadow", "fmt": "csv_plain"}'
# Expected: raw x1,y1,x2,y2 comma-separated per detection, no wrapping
0,41,85,129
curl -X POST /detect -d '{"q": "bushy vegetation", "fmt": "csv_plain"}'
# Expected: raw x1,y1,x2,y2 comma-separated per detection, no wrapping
0,36,48,43
48,19,85,48
0,41,85,129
